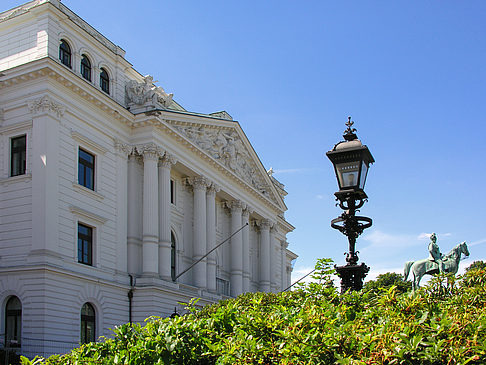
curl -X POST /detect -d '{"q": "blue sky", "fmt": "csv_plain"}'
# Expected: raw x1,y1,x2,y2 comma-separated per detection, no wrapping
4,0,486,283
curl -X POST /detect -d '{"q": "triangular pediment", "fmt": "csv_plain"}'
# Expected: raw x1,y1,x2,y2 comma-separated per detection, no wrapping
169,120,285,209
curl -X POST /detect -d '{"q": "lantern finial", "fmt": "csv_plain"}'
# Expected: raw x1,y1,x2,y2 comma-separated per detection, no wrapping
344,116,358,141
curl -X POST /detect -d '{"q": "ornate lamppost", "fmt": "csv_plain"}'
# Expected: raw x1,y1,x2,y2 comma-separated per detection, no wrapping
326,117,375,292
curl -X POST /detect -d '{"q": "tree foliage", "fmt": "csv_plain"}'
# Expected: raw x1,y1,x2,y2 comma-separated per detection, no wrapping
363,272,412,293
466,260,486,272
24,259,486,364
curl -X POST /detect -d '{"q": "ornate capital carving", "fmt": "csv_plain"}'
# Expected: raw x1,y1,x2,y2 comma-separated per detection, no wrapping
159,153,177,168
113,139,132,156
191,176,209,191
136,143,163,161
227,200,246,213
207,183,220,195
257,218,273,230
28,95,65,118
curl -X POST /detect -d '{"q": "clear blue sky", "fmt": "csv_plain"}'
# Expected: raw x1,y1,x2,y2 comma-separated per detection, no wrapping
4,0,486,282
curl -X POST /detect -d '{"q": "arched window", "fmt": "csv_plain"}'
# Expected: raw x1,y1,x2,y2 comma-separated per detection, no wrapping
171,232,176,281
80,303,95,344
80,55,92,81
99,68,110,94
59,40,72,68
5,296,21,347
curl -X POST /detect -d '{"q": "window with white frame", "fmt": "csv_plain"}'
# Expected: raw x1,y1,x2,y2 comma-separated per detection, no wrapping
5,296,22,347
80,303,95,344
78,148,95,190
59,39,72,68
10,135,26,177
78,223,93,266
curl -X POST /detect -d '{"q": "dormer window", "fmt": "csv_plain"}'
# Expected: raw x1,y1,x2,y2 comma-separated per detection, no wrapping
100,68,110,94
81,55,92,82
59,40,72,68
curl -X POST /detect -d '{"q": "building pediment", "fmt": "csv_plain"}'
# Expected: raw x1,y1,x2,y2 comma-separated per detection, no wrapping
170,121,285,210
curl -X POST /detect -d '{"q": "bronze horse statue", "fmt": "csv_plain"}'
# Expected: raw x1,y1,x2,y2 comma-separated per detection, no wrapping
404,241,469,291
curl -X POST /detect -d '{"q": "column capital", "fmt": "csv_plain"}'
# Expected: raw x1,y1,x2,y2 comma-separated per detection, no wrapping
136,143,163,161
207,183,220,196
191,176,209,191
160,152,177,168
242,205,254,219
256,218,273,230
113,139,132,157
226,200,245,213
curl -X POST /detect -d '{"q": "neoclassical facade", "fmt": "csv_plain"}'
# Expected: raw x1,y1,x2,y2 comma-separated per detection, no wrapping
0,0,297,358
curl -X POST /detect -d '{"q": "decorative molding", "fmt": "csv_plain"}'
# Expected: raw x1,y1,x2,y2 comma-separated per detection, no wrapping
69,205,108,225
207,183,220,195
227,200,246,213
28,95,65,118
71,130,108,155
173,124,276,204
72,182,105,202
135,142,163,161
0,1,42,23
209,111,233,120
159,152,177,168
0,120,32,135
113,139,132,156
191,176,210,191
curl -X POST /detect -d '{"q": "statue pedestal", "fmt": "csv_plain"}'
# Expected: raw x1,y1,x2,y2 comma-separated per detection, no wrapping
335,263,369,293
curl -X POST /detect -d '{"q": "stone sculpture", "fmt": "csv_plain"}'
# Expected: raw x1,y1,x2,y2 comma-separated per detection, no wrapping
125,75,173,109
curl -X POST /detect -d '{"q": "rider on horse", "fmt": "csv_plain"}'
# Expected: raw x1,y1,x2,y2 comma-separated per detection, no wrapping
428,233,444,273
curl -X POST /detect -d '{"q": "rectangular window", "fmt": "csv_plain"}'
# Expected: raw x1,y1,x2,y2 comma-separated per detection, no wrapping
11,135,26,177
78,223,93,266
78,148,95,190
170,179,176,205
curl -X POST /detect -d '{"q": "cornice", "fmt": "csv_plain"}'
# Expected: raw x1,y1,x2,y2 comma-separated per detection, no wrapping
0,59,134,128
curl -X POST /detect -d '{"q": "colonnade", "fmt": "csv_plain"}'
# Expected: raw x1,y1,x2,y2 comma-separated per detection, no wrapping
122,142,283,296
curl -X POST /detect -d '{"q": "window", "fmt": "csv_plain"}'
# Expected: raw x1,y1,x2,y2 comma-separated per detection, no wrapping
171,232,176,281
170,179,176,205
11,135,26,177
99,68,109,94
59,40,72,68
216,278,230,296
80,55,92,81
78,148,95,190
80,303,95,344
78,223,93,266
5,296,21,347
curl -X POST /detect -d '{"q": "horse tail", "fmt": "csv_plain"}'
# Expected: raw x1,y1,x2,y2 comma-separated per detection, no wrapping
404,261,413,281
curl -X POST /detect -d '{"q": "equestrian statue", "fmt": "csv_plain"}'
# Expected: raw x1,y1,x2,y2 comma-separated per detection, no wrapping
404,233,470,291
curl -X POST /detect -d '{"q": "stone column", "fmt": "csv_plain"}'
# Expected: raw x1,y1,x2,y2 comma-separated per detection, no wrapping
230,200,244,297
259,219,271,292
158,153,176,280
270,226,278,293
281,241,289,290
114,140,130,273
140,144,161,276
192,176,208,289
127,154,142,275
242,208,251,293
206,183,219,292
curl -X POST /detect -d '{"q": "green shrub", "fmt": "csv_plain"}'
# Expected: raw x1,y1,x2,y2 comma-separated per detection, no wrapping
24,260,486,364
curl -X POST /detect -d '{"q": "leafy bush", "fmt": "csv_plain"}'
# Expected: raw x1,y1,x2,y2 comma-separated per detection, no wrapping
24,260,486,364
363,272,412,294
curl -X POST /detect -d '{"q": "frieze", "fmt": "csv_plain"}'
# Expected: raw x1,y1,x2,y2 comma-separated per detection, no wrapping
174,125,274,201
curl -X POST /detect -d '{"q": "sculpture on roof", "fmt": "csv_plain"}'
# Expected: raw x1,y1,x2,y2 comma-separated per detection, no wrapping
125,75,173,108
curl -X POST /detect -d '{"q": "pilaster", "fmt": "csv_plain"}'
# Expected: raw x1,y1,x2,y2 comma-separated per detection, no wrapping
127,153,143,275
28,96,64,262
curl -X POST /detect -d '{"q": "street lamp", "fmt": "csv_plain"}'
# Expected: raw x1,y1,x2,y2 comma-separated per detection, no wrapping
326,117,375,292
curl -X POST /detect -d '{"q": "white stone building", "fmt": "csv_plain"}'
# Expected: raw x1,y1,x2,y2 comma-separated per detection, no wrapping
0,0,297,358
